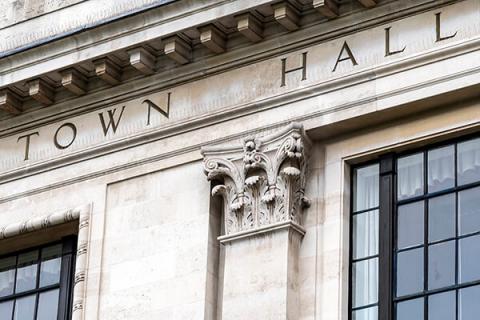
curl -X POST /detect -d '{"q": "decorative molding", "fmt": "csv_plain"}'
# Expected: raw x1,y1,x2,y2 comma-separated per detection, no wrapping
0,204,92,320
61,69,87,96
0,89,22,115
202,123,311,240
27,79,55,106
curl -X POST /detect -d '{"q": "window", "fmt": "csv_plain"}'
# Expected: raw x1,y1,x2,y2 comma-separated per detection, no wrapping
0,236,76,320
350,136,480,320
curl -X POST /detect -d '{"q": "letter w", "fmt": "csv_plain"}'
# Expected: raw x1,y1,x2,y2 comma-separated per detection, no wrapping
98,106,126,136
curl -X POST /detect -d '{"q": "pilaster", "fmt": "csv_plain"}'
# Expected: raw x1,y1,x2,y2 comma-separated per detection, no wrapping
202,123,311,319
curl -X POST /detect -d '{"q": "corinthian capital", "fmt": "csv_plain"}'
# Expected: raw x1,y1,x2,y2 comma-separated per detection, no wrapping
201,123,311,241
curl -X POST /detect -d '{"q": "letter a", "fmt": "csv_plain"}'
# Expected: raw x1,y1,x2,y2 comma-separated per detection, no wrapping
332,41,358,72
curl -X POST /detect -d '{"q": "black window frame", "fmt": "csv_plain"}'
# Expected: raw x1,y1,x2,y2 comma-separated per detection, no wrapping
0,235,77,320
349,132,480,320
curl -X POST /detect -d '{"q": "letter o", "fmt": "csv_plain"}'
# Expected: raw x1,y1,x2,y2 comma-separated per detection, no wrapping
54,122,77,150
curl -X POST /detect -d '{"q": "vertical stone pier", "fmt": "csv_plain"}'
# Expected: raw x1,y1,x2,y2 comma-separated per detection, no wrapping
202,123,311,319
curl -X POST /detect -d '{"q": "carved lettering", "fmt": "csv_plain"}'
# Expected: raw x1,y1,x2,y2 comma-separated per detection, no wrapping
98,106,126,136
144,92,171,126
281,52,307,87
332,41,358,72
54,123,77,150
385,27,406,57
17,132,39,161
436,12,457,42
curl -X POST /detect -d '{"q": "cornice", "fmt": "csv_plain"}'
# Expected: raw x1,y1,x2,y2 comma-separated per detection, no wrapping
0,0,459,133
0,0,457,121
0,28,478,186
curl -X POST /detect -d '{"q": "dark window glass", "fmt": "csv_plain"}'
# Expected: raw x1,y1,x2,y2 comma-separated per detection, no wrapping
398,154,424,200
15,251,38,293
0,238,76,320
13,295,36,320
39,245,62,288
351,134,480,320
428,241,455,290
428,291,456,320
397,201,424,249
352,306,377,320
458,187,480,236
0,257,16,298
459,285,480,320
353,210,379,260
459,234,480,284
428,146,455,193
428,194,455,242
457,138,480,186
396,248,424,297
396,298,423,320
0,300,13,319
37,289,60,320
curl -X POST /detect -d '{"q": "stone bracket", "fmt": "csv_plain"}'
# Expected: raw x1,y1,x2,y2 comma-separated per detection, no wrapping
199,24,227,54
273,2,300,31
28,79,54,106
163,36,192,65
235,13,263,43
94,58,122,85
61,68,87,96
128,47,156,75
313,0,339,18
0,89,22,115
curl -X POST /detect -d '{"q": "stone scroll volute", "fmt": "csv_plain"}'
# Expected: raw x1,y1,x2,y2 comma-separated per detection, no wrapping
202,123,311,238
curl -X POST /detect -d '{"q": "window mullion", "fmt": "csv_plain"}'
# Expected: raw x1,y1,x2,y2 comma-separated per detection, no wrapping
379,154,395,320
57,236,76,320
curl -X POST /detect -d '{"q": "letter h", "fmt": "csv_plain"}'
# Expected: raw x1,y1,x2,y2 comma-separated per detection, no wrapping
281,52,307,87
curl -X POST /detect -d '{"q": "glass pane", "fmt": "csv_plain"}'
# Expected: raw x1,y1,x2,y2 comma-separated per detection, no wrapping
458,138,480,186
0,256,16,297
13,294,36,320
459,285,480,320
428,146,455,193
397,201,424,250
41,244,62,260
352,306,377,320
428,240,456,290
354,164,379,211
353,210,379,259
459,234,480,284
352,258,378,308
40,258,61,288
458,187,480,236
398,153,424,200
0,300,13,319
37,289,60,320
396,298,424,320
429,291,456,320
15,264,38,293
429,194,456,242
396,248,424,297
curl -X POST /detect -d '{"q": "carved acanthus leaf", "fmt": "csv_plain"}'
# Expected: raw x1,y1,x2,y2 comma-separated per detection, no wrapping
202,123,310,237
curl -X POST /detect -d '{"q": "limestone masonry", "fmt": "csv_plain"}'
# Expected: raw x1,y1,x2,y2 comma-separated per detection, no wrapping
0,0,478,319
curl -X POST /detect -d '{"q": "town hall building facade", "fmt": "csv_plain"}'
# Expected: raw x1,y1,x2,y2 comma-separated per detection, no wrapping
0,0,479,319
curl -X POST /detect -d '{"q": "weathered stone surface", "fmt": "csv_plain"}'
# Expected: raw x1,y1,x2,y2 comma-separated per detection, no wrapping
0,1,478,320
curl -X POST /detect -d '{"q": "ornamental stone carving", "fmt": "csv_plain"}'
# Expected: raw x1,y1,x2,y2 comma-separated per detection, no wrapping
202,123,311,240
